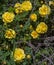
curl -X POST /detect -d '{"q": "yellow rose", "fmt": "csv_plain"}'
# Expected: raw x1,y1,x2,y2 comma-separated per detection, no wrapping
5,29,16,39
13,48,25,61
14,3,23,14
2,12,15,23
39,4,51,17
36,22,48,34
30,13,37,22
31,31,39,39
22,1,32,11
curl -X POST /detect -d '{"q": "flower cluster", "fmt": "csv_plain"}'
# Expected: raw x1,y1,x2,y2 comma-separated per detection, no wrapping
0,0,53,64
2,1,50,40
31,22,48,39
14,1,32,14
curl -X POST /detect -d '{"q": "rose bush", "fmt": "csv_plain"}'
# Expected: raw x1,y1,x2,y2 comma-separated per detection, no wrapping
0,0,54,65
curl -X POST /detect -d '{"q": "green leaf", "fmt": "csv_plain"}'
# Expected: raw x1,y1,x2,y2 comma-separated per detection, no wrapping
8,7,14,12
9,60,16,65
15,12,28,21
